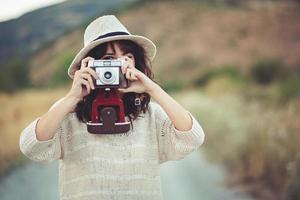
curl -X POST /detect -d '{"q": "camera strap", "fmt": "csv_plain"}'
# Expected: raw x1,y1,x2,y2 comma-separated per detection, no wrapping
134,94,141,106
134,94,143,114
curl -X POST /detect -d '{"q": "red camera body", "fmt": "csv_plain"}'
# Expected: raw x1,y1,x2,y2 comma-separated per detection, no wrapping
86,88,130,134
86,59,130,134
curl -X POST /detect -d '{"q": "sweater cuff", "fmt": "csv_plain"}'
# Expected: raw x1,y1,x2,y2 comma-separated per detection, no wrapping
21,117,57,151
172,112,205,145
32,118,57,143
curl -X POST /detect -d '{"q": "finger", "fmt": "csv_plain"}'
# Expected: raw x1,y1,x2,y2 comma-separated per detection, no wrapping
125,68,138,80
118,88,125,92
82,67,100,80
79,79,91,94
132,74,138,80
125,57,134,69
80,57,94,70
80,73,95,90
74,70,80,79
135,72,145,81
125,69,132,80
124,55,133,62
80,79,90,94
121,61,130,74
130,70,137,80
118,87,130,93
124,55,135,67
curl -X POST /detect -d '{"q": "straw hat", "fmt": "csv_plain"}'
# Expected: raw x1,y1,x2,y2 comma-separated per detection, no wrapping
67,15,157,79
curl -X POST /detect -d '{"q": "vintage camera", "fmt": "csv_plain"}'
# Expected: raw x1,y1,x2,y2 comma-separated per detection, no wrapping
88,59,128,88
86,59,130,134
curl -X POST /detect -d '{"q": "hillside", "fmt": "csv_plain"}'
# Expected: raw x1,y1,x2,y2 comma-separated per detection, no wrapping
29,1,300,87
0,0,136,66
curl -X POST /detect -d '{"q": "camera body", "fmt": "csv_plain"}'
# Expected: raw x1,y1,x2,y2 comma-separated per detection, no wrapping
88,59,128,88
86,59,130,134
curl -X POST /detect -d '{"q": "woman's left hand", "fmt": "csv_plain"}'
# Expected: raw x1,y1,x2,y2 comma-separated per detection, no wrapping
117,56,157,94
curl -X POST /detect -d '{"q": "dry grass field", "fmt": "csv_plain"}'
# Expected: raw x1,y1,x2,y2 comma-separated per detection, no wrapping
0,85,70,175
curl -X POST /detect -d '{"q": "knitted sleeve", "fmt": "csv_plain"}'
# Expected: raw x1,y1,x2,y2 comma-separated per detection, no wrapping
19,98,67,164
153,102,205,164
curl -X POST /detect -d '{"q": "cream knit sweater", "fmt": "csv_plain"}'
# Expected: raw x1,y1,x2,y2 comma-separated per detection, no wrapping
19,101,205,200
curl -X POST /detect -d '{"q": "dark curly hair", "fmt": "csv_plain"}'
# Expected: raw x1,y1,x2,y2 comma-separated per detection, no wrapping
74,40,155,126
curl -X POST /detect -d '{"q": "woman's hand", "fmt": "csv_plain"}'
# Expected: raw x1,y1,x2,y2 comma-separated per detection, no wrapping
118,56,157,94
66,57,99,101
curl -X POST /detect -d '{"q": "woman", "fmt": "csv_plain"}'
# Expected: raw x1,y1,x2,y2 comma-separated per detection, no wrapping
19,15,205,200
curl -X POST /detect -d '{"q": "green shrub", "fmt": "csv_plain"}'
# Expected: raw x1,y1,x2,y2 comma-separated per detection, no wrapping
194,66,246,87
195,0,243,7
0,58,31,92
49,52,74,87
277,76,300,102
250,58,285,85
161,80,184,92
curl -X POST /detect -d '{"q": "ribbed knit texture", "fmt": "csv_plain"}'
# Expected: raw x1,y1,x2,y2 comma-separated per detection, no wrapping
19,101,205,200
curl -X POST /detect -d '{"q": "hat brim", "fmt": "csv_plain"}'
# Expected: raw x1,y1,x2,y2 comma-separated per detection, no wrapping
67,35,156,79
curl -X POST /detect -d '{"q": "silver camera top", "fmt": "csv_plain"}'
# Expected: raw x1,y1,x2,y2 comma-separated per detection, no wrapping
88,59,127,88
88,59,124,68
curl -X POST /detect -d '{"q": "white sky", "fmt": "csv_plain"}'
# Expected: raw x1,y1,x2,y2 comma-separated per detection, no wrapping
0,0,66,22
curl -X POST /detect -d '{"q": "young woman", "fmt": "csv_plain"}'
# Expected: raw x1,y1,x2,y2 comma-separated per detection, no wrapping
19,15,205,200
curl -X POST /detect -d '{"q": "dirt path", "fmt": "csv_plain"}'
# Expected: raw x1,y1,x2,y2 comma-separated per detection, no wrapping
0,160,59,200
160,151,253,200
0,151,253,200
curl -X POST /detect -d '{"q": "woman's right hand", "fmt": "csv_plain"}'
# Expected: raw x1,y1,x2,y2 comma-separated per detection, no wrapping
66,57,100,102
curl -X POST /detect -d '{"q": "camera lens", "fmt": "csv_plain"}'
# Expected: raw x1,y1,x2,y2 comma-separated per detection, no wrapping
98,67,118,85
104,72,112,79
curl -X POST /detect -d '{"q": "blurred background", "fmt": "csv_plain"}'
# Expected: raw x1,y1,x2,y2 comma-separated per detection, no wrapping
0,0,300,199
